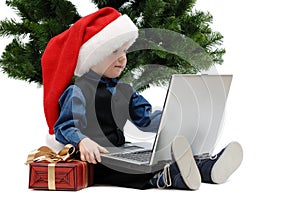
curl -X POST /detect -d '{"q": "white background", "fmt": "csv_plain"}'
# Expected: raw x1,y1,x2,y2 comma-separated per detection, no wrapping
0,0,299,200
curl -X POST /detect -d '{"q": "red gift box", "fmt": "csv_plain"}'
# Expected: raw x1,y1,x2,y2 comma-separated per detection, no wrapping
26,144,94,191
29,160,94,191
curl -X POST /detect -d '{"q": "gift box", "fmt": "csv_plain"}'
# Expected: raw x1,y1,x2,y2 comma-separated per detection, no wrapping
26,144,94,191
29,161,94,191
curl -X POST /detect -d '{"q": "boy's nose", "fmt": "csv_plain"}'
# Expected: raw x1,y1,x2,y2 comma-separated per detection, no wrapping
118,53,126,61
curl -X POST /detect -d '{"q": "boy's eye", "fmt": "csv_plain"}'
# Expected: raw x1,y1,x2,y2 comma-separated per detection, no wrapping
112,48,127,54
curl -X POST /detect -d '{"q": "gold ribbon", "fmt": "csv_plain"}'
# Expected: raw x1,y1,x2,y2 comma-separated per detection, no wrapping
25,144,75,164
48,163,56,190
25,144,76,190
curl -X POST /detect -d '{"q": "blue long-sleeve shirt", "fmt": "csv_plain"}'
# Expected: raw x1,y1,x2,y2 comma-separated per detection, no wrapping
54,71,161,148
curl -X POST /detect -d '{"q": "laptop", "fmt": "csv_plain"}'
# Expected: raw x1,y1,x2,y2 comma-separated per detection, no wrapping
101,74,233,174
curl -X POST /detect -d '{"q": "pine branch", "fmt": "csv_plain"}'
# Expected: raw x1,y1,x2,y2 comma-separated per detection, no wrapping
91,0,129,9
0,19,27,37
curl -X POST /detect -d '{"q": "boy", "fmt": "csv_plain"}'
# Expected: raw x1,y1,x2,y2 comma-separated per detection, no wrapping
42,7,243,190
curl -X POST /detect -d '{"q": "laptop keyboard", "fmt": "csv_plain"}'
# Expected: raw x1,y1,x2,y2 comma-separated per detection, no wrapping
111,150,152,163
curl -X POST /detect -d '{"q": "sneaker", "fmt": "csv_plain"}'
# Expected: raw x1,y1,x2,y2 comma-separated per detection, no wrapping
172,135,201,189
150,136,201,190
196,141,243,184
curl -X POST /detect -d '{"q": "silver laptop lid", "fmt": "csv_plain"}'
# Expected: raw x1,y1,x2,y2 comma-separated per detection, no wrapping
150,74,232,165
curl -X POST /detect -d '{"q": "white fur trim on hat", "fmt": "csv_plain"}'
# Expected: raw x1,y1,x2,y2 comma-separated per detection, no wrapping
75,14,138,77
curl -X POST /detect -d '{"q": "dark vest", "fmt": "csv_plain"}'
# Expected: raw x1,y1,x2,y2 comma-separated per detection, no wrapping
75,73,133,147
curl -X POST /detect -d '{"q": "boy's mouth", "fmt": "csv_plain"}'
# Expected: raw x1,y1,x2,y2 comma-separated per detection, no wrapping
114,65,124,69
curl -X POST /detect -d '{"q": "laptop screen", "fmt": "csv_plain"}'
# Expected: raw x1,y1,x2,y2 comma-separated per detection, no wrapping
149,74,232,165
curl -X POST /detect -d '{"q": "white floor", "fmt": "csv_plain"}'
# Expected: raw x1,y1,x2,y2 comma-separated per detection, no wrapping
1,0,300,200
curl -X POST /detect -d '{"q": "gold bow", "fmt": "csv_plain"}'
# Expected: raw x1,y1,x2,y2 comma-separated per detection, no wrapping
25,144,76,190
25,144,75,165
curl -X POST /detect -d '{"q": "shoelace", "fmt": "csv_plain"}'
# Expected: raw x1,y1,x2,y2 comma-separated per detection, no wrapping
157,163,172,189
194,153,218,161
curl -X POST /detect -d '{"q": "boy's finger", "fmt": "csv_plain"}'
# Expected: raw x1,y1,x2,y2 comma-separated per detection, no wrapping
94,150,101,163
99,146,109,154
88,152,97,164
80,153,86,162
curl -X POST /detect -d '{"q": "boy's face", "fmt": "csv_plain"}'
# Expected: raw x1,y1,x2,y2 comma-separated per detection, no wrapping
91,42,129,78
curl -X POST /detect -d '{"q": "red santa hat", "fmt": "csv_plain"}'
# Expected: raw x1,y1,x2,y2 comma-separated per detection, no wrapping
41,7,138,134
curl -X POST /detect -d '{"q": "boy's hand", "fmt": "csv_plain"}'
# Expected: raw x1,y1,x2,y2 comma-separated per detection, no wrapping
78,138,109,164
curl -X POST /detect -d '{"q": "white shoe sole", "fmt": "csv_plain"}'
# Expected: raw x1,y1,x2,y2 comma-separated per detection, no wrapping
211,141,243,184
171,136,201,190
